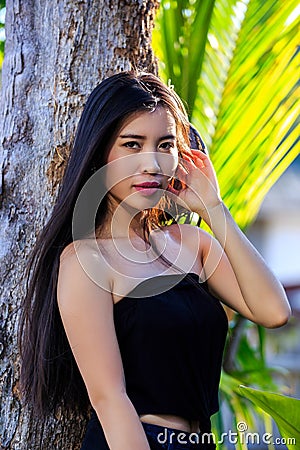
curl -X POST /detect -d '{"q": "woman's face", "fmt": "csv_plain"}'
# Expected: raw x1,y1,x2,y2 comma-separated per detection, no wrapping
105,106,179,212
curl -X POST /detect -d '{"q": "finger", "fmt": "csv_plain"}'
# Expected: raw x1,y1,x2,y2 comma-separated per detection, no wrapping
189,152,206,169
180,154,205,171
176,162,189,177
190,149,208,160
180,152,194,164
178,157,196,172
190,149,212,167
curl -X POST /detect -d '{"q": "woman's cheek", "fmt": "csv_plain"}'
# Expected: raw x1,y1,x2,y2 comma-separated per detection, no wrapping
104,157,135,193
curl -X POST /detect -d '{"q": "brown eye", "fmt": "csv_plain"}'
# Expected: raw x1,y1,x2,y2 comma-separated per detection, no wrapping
124,141,140,149
159,142,175,152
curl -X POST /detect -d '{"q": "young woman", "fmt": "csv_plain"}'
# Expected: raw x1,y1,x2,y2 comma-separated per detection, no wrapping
19,71,291,450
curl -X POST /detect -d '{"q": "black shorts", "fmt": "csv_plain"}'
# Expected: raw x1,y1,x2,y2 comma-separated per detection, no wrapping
81,412,216,449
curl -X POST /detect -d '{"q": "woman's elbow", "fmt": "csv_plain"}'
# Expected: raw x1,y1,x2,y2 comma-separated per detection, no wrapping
263,304,292,329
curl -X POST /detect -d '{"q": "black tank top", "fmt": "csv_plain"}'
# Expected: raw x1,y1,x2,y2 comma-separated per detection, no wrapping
113,273,228,432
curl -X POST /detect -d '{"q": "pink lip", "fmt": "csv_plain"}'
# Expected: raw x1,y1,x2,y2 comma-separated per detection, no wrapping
133,181,162,196
134,182,161,188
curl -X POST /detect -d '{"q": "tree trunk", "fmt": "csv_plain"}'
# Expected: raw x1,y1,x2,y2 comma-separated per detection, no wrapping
0,0,158,448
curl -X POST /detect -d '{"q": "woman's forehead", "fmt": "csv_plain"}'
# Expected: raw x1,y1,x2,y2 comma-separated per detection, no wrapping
118,107,177,135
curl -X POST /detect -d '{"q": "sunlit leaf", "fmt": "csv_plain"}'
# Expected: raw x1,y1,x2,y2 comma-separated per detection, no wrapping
239,386,300,448
153,0,300,229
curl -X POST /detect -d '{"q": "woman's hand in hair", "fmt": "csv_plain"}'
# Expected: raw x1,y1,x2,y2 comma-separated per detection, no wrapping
167,149,291,328
166,149,222,219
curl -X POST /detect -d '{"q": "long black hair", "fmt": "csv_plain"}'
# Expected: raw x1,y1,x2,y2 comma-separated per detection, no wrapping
18,71,195,417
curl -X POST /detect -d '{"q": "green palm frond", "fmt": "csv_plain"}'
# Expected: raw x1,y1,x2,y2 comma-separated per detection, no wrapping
210,0,300,227
153,0,300,229
192,0,249,146
153,0,216,115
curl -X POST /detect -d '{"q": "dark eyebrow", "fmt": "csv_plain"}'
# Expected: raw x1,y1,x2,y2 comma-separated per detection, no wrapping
160,134,176,141
119,134,176,141
119,134,145,139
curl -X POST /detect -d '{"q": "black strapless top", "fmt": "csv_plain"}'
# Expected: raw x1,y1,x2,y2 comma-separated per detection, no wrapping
113,273,228,432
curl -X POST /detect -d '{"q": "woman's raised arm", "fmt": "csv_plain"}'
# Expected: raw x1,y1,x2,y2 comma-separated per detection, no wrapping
170,149,291,328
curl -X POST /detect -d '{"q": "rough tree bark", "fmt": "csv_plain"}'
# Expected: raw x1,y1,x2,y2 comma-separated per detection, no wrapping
0,0,158,448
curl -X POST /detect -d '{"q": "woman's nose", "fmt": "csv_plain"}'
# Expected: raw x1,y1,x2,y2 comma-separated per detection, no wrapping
139,151,161,173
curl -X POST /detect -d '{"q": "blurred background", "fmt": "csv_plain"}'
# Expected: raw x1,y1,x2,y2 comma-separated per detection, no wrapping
248,155,300,397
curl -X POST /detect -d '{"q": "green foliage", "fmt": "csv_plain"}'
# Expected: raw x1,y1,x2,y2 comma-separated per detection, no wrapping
153,0,217,114
228,324,277,389
218,372,259,445
153,0,300,229
210,0,300,228
213,322,291,448
211,374,300,449
239,386,300,448
0,42,4,67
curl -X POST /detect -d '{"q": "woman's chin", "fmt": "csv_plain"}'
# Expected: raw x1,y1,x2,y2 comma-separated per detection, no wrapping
127,193,164,211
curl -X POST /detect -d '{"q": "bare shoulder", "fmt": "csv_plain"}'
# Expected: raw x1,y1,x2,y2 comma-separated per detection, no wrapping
58,239,112,306
60,239,103,263
163,222,211,248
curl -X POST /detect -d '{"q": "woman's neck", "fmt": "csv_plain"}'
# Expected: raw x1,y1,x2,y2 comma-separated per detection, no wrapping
96,205,147,240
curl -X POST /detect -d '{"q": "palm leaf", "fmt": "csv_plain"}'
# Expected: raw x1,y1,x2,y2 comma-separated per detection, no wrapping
153,0,217,114
210,0,300,227
218,374,300,449
239,386,300,447
153,0,300,229
192,0,249,146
